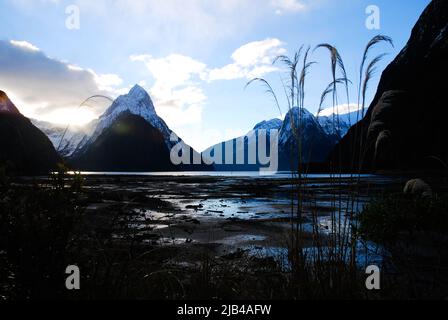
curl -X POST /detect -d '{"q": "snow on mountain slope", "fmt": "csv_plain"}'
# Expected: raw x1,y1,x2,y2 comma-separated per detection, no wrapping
203,118,282,155
279,107,324,145
277,107,340,167
317,111,361,138
31,119,97,157
253,118,283,131
87,85,174,149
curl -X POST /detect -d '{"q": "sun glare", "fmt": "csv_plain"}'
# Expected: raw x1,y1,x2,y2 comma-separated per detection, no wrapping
42,108,97,127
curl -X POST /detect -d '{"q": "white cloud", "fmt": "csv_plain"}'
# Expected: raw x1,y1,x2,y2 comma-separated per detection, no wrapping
232,39,285,66
9,40,40,52
318,104,362,117
130,38,287,131
0,40,123,124
93,73,124,92
271,0,307,15
130,54,207,89
130,54,207,126
207,38,286,81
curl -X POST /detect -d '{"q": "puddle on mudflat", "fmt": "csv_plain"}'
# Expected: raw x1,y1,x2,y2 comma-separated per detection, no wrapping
217,234,267,245
85,174,403,269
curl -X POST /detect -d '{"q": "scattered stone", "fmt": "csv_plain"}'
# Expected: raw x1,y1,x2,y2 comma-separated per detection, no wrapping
186,204,204,210
207,210,224,214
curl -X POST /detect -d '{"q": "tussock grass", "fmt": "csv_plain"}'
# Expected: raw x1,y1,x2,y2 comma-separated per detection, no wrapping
244,35,425,299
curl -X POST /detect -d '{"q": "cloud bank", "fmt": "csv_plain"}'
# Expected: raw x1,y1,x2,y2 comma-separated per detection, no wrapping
0,40,122,124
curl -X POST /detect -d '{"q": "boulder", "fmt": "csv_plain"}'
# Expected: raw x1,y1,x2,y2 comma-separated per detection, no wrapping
403,179,433,198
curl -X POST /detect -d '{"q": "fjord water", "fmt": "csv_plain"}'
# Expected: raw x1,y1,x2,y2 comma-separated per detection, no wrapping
70,171,379,179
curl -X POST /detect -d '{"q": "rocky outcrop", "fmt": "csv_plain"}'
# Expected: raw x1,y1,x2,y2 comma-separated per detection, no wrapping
404,179,433,198
331,0,448,172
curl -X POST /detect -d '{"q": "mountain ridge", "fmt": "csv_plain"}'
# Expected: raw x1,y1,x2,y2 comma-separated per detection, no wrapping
330,0,448,171
202,107,340,171
0,90,60,174
0,90,20,115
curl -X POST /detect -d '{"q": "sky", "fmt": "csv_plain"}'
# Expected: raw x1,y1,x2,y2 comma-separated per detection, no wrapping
0,0,430,151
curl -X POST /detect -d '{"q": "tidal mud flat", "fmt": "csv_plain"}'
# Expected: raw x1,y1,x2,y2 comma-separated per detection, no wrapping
60,174,405,261
5,173,448,299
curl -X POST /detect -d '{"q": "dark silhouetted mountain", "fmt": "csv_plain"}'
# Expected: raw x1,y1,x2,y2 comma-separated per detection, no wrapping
0,90,60,174
71,85,209,172
202,108,339,172
0,90,20,114
202,118,282,171
72,112,176,172
279,107,338,171
331,0,448,172
317,110,360,139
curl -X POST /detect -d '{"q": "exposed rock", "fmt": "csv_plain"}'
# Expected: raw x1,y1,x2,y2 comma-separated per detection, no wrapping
374,130,393,168
367,91,407,140
403,179,433,198
331,0,448,172
0,90,20,114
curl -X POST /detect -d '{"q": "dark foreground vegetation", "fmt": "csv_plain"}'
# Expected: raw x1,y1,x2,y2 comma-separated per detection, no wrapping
1,166,447,300
359,193,448,298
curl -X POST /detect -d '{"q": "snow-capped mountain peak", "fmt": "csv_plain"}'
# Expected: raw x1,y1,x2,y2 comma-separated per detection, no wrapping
287,107,316,122
253,118,283,131
103,84,157,119
0,90,20,114
84,85,173,151
279,107,324,144
317,110,360,138
129,84,152,101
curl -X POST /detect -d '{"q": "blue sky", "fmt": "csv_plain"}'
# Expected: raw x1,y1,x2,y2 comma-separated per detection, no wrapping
0,0,430,151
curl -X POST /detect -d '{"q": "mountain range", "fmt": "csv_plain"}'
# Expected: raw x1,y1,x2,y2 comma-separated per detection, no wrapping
203,107,358,171
23,83,357,173
2,0,446,174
